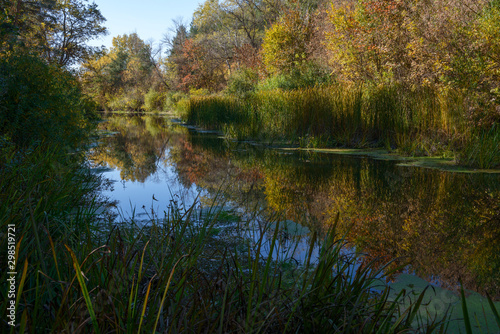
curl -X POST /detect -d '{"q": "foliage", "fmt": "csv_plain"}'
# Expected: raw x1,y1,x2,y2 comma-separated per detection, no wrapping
143,88,166,112
81,33,162,111
258,61,332,90
40,0,108,66
325,0,500,98
177,38,227,92
0,0,107,67
162,20,189,91
0,51,92,149
261,6,314,75
226,67,260,96
162,0,284,93
164,91,189,112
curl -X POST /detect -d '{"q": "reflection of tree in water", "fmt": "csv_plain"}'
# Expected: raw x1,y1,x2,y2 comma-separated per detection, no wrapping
92,116,500,297
90,115,170,182
168,134,266,206
168,138,210,188
171,136,500,298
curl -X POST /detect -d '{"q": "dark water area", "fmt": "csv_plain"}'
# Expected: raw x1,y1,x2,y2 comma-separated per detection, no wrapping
89,114,500,299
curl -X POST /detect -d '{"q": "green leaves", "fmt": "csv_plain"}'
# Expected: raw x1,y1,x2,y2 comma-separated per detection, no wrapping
81,33,159,111
0,52,91,149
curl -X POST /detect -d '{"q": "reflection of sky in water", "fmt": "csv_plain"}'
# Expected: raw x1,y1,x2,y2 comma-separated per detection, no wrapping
100,153,206,220
91,115,500,304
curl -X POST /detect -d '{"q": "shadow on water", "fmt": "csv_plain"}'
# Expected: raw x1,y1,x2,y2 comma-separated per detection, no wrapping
90,114,500,300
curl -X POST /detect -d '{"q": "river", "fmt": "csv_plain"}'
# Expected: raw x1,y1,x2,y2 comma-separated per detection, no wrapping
89,113,500,302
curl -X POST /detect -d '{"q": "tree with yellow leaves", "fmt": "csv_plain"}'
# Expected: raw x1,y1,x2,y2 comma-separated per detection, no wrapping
261,6,314,75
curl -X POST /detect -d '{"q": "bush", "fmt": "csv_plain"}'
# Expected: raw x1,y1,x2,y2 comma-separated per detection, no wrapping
143,88,166,112
258,62,332,91
225,67,259,96
0,52,92,149
108,93,143,111
164,91,191,118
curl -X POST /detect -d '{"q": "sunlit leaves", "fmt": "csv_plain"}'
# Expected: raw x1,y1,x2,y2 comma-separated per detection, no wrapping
261,7,314,75
80,33,159,110
1,0,106,66
326,0,500,93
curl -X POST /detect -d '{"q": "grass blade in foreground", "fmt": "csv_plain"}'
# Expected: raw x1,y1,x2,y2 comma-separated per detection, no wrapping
65,245,101,334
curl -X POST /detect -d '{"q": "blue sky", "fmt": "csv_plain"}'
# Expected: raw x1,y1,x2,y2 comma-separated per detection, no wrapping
90,0,203,49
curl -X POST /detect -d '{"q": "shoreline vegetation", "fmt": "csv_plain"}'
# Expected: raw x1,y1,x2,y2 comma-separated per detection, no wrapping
108,109,500,173
180,85,500,171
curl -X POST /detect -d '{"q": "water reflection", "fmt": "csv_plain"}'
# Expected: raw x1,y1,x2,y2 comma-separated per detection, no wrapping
90,114,500,298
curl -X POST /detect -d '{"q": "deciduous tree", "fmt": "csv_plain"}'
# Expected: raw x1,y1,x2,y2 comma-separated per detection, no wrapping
261,6,314,75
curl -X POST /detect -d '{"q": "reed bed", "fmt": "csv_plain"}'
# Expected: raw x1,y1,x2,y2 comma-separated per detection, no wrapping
183,84,500,168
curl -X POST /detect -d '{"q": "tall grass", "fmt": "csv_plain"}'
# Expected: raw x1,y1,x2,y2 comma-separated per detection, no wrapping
183,84,494,166
458,124,500,169
0,143,105,333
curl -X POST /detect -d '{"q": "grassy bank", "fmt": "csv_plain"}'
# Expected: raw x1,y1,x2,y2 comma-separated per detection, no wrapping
182,85,500,169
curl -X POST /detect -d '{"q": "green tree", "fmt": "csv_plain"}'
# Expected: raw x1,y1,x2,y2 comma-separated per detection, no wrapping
1,0,106,67
41,0,107,66
0,51,92,149
0,0,55,51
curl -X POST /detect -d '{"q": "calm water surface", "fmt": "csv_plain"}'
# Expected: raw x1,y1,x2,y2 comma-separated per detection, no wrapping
89,114,500,298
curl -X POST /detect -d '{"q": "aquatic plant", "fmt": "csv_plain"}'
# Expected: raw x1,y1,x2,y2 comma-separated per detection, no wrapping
184,84,481,166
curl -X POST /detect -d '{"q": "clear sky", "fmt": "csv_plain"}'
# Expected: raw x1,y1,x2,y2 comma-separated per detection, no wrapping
90,0,203,50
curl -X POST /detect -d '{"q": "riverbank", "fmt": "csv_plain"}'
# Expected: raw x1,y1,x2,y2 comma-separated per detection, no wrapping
179,84,500,170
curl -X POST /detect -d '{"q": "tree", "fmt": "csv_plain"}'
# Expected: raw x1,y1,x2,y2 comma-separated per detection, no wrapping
0,51,92,148
1,0,106,67
325,0,498,89
81,33,161,110
163,19,190,90
261,7,314,75
41,0,107,66
219,0,284,48
192,0,245,74
178,38,227,92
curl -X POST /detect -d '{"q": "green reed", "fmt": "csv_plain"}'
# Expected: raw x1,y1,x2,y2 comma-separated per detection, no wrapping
458,124,500,169
182,84,496,167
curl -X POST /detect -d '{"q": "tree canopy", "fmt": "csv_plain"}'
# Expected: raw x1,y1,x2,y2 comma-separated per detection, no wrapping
1,0,107,67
